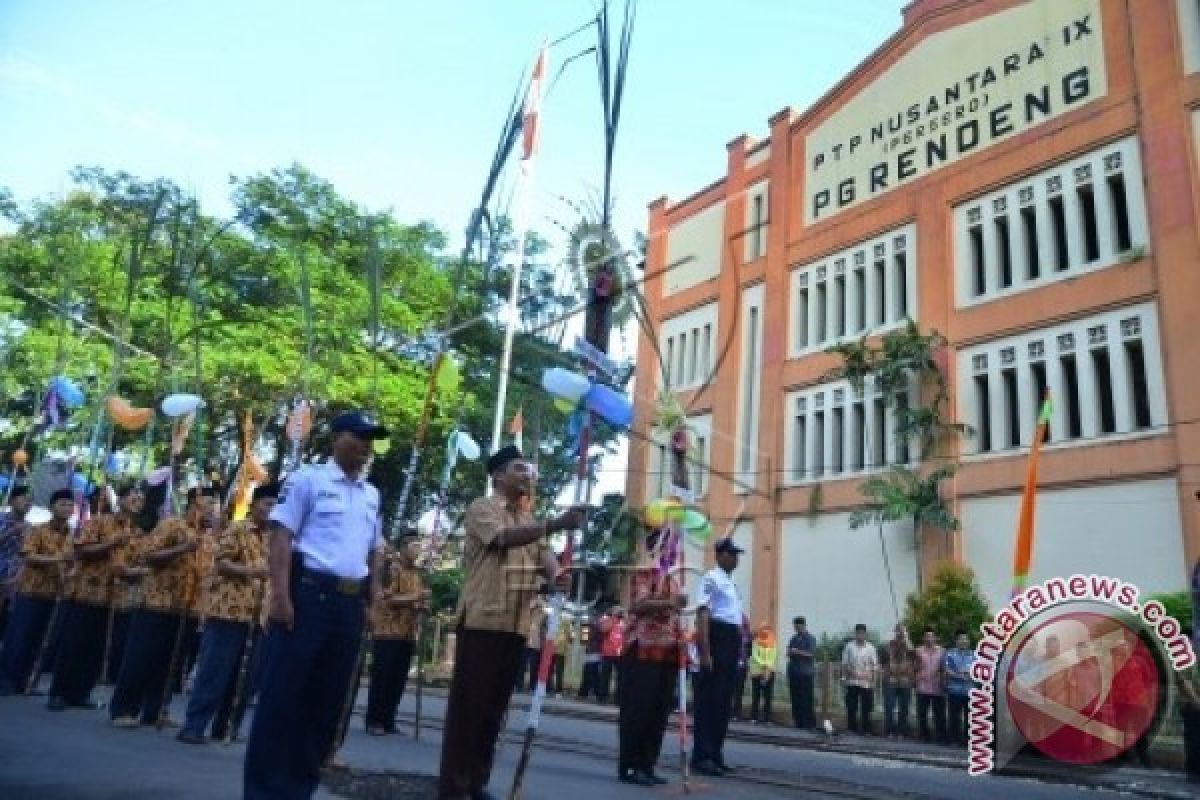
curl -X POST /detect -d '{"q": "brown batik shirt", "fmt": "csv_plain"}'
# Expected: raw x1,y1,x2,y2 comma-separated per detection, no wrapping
141,517,200,613
16,523,68,599
457,495,547,636
200,520,268,624
68,514,136,608
373,560,423,641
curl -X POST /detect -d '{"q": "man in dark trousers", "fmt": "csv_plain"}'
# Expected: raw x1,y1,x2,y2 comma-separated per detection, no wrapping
47,483,144,709
0,489,72,694
437,445,582,800
364,534,426,735
243,411,387,800
0,485,34,638
787,616,816,729
690,537,746,777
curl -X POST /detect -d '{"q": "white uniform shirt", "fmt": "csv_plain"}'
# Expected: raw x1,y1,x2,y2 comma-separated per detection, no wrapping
271,461,383,580
696,566,744,626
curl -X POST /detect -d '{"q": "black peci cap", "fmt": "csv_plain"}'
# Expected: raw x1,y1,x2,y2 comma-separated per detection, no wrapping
487,444,523,475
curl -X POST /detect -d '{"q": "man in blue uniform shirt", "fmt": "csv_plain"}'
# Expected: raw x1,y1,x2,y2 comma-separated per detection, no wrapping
691,537,746,777
244,411,388,800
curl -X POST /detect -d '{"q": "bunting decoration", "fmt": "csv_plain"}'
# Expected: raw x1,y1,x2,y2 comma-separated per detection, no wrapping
1011,392,1053,597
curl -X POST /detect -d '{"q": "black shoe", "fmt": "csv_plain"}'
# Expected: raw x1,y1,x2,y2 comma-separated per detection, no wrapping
645,771,669,785
176,732,207,745
68,700,100,710
691,760,723,777
716,763,736,775
46,696,66,711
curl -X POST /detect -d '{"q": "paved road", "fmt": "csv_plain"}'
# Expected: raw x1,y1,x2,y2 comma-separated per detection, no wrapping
0,689,1191,799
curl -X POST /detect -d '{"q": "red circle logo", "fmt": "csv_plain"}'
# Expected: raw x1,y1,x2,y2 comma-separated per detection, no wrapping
1005,612,1160,765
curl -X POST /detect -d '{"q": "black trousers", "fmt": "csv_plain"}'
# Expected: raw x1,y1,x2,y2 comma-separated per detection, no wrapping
617,648,676,776
49,601,108,704
917,693,948,743
366,637,415,731
0,594,55,692
110,608,184,724
691,620,739,767
598,655,620,702
1183,706,1200,780
788,669,815,728
844,686,874,734
105,609,132,685
731,666,747,718
551,654,565,694
751,673,774,722
578,658,600,698
438,628,525,799
215,626,262,741
947,694,969,745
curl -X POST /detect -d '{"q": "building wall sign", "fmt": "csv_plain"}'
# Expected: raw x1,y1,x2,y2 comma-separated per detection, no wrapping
805,0,1107,223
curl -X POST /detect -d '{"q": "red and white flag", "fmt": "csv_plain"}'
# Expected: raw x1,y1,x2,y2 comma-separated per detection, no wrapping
521,45,548,164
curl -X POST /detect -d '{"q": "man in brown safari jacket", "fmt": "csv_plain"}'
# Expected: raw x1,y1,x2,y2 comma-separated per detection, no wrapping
437,445,583,800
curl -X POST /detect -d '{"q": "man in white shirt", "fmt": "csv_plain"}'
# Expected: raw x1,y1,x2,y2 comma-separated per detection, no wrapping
691,538,746,777
841,623,879,735
244,411,388,800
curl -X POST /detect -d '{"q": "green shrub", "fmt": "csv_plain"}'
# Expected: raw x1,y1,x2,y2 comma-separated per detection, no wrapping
1148,591,1191,634
903,563,989,646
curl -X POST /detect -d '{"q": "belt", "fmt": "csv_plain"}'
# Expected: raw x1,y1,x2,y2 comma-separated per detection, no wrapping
297,567,366,596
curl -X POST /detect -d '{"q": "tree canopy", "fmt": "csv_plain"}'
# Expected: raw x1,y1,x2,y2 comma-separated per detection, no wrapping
0,164,622,527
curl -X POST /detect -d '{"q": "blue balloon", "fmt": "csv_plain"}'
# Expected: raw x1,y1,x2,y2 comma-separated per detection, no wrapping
70,472,90,494
104,453,121,475
0,474,9,492
584,384,634,429
50,376,85,409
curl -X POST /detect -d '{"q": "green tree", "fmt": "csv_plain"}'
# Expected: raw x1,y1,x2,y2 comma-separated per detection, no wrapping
903,563,990,646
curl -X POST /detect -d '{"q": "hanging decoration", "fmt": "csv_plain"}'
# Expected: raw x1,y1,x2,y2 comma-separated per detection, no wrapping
50,376,86,409
106,396,154,431
161,393,205,418
170,412,195,457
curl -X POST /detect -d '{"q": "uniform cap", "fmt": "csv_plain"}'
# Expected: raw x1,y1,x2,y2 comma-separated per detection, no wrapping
331,410,389,440
714,537,744,555
487,444,523,475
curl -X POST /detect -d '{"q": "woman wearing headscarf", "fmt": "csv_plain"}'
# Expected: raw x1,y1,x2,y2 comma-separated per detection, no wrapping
749,624,777,725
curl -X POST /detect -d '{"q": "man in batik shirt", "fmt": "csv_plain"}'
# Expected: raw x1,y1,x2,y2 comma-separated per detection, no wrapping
47,484,145,709
364,534,428,735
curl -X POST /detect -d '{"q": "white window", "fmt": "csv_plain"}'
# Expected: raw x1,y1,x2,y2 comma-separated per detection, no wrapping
1179,0,1200,74
735,285,764,492
659,303,718,391
789,224,917,357
745,182,768,262
783,375,917,485
954,137,1149,307
958,302,1167,457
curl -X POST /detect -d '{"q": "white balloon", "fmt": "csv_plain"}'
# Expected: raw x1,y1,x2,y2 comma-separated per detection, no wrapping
26,506,51,525
160,393,206,418
416,507,452,537
541,368,590,404
145,466,172,486
455,431,481,461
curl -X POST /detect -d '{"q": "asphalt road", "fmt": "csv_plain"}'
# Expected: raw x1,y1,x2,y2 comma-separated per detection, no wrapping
0,689,1189,800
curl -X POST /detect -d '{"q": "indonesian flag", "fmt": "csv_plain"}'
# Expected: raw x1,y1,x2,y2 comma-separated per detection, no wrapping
509,407,524,451
521,45,548,164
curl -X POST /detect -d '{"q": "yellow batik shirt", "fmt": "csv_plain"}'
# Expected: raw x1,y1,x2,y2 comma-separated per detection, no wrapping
373,562,423,640
69,514,136,607
189,532,219,617
201,520,268,624
141,518,200,613
111,532,152,611
16,523,68,599
457,495,548,636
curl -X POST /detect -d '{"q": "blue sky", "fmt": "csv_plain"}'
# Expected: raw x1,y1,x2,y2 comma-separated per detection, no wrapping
0,0,905,247
0,0,906,497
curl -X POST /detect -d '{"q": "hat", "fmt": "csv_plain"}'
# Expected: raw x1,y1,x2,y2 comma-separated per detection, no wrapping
331,410,389,440
49,488,74,505
187,485,221,503
9,486,29,500
714,537,744,555
487,444,523,475
253,482,281,503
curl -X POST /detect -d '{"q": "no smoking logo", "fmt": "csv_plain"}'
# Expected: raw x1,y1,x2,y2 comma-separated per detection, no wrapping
1005,612,1162,765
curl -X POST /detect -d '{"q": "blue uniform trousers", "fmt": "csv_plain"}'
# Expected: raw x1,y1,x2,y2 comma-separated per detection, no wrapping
243,575,364,800
181,618,248,738
0,594,55,693
691,619,739,768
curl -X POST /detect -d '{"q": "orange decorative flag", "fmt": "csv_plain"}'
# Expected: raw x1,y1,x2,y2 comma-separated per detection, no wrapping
509,407,524,452
1012,392,1053,597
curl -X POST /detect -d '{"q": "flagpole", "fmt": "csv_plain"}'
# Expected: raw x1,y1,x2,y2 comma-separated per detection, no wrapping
490,42,548,463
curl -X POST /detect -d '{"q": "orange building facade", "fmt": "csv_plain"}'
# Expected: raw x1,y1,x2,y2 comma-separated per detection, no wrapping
627,0,1200,637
